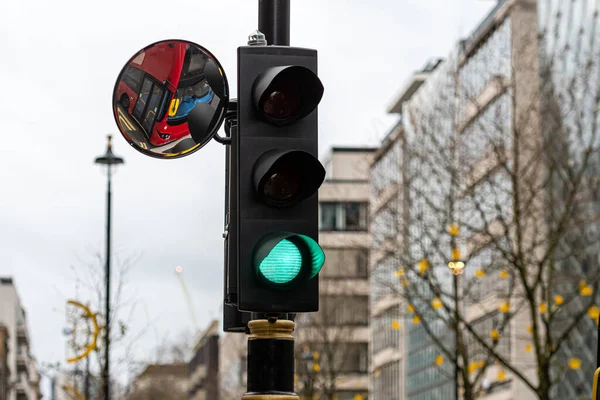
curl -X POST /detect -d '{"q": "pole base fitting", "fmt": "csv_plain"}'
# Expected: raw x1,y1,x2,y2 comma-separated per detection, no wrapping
243,395,299,400
248,319,294,339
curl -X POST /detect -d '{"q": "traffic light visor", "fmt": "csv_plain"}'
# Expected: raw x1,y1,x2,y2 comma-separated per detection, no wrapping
253,233,325,289
253,66,324,125
253,149,325,208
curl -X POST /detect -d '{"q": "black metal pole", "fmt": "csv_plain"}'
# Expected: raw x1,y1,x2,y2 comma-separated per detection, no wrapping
597,316,600,368
258,0,290,46
84,325,91,400
103,164,112,400
243,319,297,399
454,274,459,400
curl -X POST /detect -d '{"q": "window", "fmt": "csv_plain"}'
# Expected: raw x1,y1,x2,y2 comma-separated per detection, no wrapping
466,311,511,362
344,203,367,230
322,248,368,278
335,392,369,400
122,66,144,92
133,77,153,121
371,256,398,303
181,46,208,80
319,202,368,231
373,360,401,400
332,344,368,373
322,295,368,325
141,83,166,134
372,305,401,354
320,203,338,231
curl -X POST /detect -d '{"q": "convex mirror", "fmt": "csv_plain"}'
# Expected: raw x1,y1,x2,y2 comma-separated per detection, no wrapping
112,39,229,158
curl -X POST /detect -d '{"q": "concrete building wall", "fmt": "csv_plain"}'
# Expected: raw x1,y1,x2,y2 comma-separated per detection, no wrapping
0,327,8,400
189,320,220,400
324,148,373,182
294,147,374,400
218,333,246,400
128,364,188,400
0,278,40,400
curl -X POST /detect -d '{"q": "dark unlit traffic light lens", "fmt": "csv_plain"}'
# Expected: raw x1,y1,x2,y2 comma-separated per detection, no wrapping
263,169,301,202
253,150,326,208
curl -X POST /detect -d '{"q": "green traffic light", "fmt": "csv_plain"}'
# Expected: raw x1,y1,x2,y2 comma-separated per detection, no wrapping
258,239,303,284
302,234,325,279
255,234,325,287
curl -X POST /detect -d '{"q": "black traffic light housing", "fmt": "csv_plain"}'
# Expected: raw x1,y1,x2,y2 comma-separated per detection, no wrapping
233,45,325,313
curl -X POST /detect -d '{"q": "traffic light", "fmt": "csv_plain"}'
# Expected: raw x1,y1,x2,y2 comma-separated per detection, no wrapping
234,45,325,313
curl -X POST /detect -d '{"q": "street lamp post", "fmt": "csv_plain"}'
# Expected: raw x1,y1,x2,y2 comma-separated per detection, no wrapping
94,135,124,400
448,225,465,400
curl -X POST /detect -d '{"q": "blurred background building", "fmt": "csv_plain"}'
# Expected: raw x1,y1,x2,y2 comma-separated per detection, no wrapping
188,320,219,400
218,332,246,400
0,278,41,400
294,147,374,399
0,326,9,400
368,0,600,399
127,363,188,400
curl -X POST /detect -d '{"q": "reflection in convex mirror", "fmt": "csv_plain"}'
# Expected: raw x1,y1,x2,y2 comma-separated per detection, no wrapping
113,39,229,159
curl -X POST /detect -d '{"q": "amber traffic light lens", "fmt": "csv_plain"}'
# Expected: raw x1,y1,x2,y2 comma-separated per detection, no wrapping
262,168,301,202
253,150,326,208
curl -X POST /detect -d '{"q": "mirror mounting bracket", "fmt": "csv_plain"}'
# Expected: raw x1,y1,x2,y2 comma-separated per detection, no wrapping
214,99,238,145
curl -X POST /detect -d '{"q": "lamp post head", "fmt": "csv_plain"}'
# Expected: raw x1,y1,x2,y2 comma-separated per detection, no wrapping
95,135,124,166
448,260,466,276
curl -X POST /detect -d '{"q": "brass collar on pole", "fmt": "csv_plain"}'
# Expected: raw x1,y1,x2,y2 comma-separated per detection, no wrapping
248,319,294,340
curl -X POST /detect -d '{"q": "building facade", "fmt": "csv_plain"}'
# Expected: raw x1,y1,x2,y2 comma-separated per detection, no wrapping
295,147,374,400
218,331,246,400
188,320,220,400
53,370,102,400
0,326,8,400
370,57,458,400
127,363,188,400
370,0,600,399
0,278,41,400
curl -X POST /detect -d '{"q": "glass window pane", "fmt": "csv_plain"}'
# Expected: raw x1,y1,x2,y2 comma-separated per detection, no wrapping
345,203,361,230
142,83,165,134
320,203,338,231
343,202,368,231
133,77,153,122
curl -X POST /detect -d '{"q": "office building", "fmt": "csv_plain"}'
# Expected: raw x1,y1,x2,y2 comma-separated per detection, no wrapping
295,147,374,399
218,332,246,400
188,320,219,400
0,278,41,400
370,0,600,399
127,363,188,400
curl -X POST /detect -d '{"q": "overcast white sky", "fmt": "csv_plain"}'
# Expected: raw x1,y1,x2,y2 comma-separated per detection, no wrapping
0,0,495,394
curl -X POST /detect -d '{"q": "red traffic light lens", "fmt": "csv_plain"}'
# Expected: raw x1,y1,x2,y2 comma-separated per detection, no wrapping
262,79,302,120
254,66,323,125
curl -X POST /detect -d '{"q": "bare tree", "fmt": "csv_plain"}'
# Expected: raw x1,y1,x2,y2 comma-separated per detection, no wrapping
371,7,600,400
295,278,368,400
152,329,194,364
67,249,153,399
